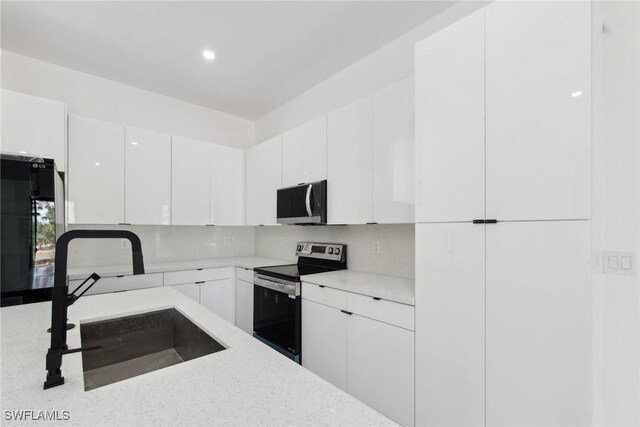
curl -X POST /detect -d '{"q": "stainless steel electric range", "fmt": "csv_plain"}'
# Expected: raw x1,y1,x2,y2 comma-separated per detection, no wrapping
253,242,347,363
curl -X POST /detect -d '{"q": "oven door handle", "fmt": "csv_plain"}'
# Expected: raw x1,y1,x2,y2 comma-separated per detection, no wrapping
305,184,313,217
254,274,299,296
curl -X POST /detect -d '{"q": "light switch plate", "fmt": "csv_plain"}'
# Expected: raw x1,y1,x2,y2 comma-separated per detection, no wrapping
602,251,636,276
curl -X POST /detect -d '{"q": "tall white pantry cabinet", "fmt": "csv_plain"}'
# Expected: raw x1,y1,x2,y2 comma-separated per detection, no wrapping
415,2,591,427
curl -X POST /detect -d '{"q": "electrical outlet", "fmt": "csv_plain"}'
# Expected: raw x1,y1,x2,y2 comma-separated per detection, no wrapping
372,240,380,254
602,251,636,276
223,236,231,246
120,239,128,250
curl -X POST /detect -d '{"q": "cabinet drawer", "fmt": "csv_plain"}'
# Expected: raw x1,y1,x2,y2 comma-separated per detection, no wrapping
235,266,254,283
302,282,348,310
70,273,163,296
163,267,231,286
348,293,414,331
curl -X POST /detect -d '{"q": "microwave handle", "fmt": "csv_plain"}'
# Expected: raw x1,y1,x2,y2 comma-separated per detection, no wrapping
305,184,313,217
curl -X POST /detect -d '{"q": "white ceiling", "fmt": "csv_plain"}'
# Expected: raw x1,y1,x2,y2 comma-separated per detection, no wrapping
1,1,454,120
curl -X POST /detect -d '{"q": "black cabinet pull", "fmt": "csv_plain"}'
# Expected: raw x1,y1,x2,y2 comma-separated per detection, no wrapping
486,219,498,224
318,285,325,288
197,268,203,271
473,219,498,224
195,281,205,284
373,297,381,301
116,275,124,278
340,310,353,315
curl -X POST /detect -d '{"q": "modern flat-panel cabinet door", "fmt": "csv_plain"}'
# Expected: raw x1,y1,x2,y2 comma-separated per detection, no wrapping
1,90,67,171
124,126,171,225
414,10,485,223
68,114,125,224
245,136,282,226
372,77,415,224
347,314,414,427
485,221,590,426
171,283,200,303
282,116,327,187
235,274,254,334
327,96,373,224
171,136,210,225
301,299,348,392
415,222,485,427
210,144,244,226
485,1,591,221
201,279,235,324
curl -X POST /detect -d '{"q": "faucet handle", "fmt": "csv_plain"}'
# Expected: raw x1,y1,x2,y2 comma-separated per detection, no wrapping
68,272,101,303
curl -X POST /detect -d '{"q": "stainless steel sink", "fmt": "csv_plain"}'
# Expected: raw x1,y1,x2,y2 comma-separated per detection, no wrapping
80,308,226,391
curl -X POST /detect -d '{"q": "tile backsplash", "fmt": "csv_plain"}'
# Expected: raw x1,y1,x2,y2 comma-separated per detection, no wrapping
254,224,415,278
66,224,254,268
66,223,415,279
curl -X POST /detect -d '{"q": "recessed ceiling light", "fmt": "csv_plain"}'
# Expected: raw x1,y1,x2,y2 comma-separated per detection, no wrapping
571,91,582,97
131,141,139,145
19,151,27,154
202,50,216,61
95,162,101,166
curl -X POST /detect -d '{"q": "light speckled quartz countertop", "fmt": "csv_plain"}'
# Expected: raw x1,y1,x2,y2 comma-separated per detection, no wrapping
0,287,395,426
68,256,292,280
301,270,414,306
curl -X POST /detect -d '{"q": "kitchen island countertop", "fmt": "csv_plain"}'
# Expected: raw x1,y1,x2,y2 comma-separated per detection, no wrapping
0,287,395,426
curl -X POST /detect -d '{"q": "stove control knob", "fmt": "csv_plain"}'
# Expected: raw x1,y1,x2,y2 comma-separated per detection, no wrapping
296,245,302,252
334,248,341,255
328,248,334,254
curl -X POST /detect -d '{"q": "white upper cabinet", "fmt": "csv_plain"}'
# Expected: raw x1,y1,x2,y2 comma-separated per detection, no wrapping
282,116,327,187
171,136,210,225
414,10,485,223
124,126,171,225
1,90,67,171
485,1,591,221
485,221,590,426
327,96,373,224
210,144,244,226
245,136,282,226
372,77,415,224
68,114,125,224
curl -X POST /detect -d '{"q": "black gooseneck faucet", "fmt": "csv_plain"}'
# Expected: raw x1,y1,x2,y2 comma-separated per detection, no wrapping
44,229,145,389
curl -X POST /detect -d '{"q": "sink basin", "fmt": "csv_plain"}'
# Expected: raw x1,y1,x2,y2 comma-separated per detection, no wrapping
80,308,225,391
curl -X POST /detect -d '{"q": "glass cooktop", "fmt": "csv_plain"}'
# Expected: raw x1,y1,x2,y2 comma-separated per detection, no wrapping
253,264,334,282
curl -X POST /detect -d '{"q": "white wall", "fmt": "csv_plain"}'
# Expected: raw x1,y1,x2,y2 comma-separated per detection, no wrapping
255,224,414,279
591,2,640,425
0,51,254,148
253,1,488,143
66,224,254,273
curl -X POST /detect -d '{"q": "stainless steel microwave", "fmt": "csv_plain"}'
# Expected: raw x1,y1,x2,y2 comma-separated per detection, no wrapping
277,180,327,225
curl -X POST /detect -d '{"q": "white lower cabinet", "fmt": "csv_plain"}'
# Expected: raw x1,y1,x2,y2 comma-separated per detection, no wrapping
301,283,414,426
164,267,234,323
69,273,163,296
234,267,254,334
348,314,414,427
415,221,590,427
201,279,235,324
171,283,200,303
485,221,591,426
301,299,348,392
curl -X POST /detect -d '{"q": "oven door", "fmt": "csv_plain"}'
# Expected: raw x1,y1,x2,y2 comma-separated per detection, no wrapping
253,274,301,359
